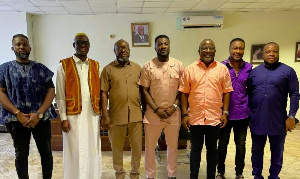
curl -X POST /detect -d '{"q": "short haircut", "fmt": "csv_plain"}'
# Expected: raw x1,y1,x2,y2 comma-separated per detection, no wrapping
229,38,245,47
263,42,279,52
199,39,214,48
75,32,88,39
155,35,170,44
265,42,278,46
114,39,129,49
12,34,28,44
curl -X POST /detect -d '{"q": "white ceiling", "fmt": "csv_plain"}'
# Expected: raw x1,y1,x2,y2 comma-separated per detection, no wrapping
0,0,300,15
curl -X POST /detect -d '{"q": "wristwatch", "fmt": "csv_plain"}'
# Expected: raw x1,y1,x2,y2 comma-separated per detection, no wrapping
35,111,44,119
223,111,229,115
173,104,179,109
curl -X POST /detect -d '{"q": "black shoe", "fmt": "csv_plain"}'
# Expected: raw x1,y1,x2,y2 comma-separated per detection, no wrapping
168,177,176,179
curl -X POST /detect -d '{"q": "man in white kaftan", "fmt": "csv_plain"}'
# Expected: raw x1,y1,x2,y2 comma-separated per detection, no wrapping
56,33,102,179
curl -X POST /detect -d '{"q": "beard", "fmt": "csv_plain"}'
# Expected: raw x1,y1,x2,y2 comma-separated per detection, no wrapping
15,51,30,60
157,52,169,58
117,56,129,62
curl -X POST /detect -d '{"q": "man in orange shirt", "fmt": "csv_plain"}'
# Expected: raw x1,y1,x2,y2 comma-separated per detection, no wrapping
179,39,233,179
140,35,184,179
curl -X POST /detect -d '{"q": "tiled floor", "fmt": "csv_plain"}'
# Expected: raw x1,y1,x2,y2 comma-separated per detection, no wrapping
0,127,299,179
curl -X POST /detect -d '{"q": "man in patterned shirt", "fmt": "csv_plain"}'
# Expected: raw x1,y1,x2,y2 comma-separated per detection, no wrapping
0,34,57,179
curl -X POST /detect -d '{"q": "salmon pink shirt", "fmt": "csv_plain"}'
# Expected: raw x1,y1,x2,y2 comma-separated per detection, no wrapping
179,60,233,126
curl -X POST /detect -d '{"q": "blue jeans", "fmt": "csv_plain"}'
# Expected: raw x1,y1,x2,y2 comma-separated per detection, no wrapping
190,125,220,179
217,117,249,176
6,120,53,179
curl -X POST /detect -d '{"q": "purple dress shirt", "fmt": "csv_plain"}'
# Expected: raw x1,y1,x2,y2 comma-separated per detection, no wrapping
222,58,252,120
248,62,299,135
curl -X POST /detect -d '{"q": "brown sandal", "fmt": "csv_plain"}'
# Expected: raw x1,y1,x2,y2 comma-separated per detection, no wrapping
216,173,226,179
235,175,244,179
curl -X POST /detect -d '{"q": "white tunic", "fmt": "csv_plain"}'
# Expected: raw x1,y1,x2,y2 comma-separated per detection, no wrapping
56,55,102,179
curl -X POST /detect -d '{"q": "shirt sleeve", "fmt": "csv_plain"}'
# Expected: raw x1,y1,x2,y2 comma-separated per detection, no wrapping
179,61,185,78
0,82,6,88
139,65,150,88
178,68,191,93
55,64,67,121
247,71,254,109
42,65,54,83
288,68,300,117
222,67,234,93
45,79,55,89
0,64,5,87
100,67,110,92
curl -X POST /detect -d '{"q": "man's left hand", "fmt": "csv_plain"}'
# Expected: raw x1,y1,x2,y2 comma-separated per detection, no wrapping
286,117,296,132
23,113,40,128
165,105,176,118
220,114,228,128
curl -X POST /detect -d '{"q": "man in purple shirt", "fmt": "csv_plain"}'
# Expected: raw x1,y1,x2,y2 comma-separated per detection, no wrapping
216,38,252,179
248,42,299,179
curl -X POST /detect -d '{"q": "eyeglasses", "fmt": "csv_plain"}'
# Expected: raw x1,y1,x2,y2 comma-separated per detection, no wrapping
76,40,90,46
116,46,129,51
200,47,215,51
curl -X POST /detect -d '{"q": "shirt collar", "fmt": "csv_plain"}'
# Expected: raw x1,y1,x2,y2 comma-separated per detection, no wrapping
152,57,175,67
113,59,131,66
197,59,216,68
14,60,31,66
224,58,245,68
73,55,89,65
264,61,280,70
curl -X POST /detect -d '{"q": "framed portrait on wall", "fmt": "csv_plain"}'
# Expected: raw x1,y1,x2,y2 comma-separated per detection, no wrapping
250,44,266,64
131,23,151,47
295,42,300,62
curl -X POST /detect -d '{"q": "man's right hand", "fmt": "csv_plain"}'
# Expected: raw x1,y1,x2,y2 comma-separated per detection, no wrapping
17,112,30,125
156,108,168,119
61,120,71,133
101,114,112,129
182,116,190,131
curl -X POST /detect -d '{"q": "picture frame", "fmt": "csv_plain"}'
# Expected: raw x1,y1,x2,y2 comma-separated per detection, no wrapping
250,44,266,64
295,42,300,62
131,23,151,47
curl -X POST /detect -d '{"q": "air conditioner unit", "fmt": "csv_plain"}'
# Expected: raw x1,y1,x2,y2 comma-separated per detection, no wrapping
181,16,224,30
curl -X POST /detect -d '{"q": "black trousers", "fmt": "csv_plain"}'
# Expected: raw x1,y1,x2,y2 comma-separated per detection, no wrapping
6,120,53,179
217,117,249,176
190,125,220,179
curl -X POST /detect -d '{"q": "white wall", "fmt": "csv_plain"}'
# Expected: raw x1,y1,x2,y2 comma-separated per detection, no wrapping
0,12,31,64
1,11,299,118
26,13,35,61
32,11,300,73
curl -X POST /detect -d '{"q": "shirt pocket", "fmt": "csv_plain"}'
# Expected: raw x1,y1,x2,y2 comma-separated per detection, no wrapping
66,95,76,109
208,73,220,82
150,69,161,87
94,97,100,109
169,72,179,87
129,73,139,88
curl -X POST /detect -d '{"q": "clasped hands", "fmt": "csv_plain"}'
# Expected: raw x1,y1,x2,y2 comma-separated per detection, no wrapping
17,112,40,128
155,105,176,123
